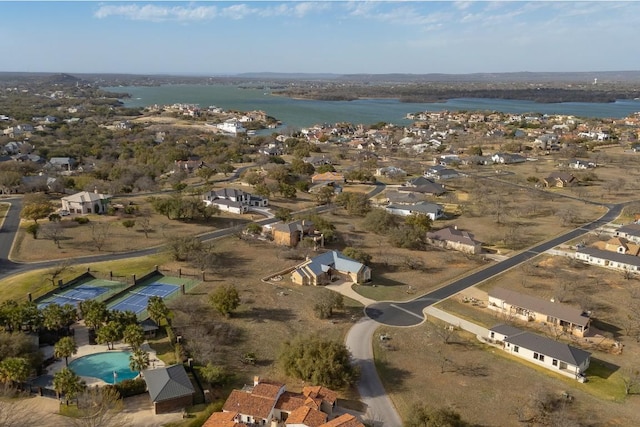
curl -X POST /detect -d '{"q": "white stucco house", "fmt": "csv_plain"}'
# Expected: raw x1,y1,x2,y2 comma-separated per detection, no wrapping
489,324,591,381
61,190,112,214
385,201,444,221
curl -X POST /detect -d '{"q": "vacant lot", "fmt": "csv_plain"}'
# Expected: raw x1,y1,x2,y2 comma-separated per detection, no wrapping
374,322,640,426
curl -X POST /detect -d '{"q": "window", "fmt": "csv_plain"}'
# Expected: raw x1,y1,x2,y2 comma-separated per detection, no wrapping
534,353,545,361
552,359,558,366
513,345,519,353
533,352,539,360
490,332,495,339
539,354,545,362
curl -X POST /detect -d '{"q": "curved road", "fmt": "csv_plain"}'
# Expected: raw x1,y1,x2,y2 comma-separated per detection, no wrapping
365,203,621,327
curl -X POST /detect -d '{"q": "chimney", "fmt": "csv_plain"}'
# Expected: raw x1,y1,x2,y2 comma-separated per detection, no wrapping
94,186,98,194
253,376,260,386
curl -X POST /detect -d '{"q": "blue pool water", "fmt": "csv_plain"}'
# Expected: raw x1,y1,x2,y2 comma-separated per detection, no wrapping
68,351,138,384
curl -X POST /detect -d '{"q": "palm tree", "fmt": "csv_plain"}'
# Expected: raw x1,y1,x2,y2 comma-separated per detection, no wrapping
129,349,150,376
53,367,84,405
122,323,145,351
54,336,78,367
147,296,169,326
0,357,31,386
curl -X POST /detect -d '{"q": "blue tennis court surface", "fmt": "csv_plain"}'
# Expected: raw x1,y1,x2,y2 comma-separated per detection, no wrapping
38,285,108,309
109,282,180,314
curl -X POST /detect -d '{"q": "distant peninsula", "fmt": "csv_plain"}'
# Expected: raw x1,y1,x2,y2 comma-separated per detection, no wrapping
2,70,640,104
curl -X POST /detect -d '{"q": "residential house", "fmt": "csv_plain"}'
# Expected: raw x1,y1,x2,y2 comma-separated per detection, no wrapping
142,364,195,414
375,166,406,178
385,201,444,221
311,172,345,185
61,190,111,214
426,226,483,255
217,119,247,135
208,377,348,427
48,157,76,173
575,246,640,273
303,156,333,166
424,165,459,180
487,287,591,337
320,414,365,427
491,153,527,164
271,220,323,248
489,324,591,380
202,188,268,214
614,223,640,244
383,190,428,206
175,157,205,173
291,250,371,286
567,158,596,169
543,172,578,188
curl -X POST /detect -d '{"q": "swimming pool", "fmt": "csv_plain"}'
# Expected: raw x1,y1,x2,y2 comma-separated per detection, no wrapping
68,351,138,384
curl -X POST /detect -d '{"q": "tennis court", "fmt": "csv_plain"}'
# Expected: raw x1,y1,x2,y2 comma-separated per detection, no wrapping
37,277,128,309
108,282,180,314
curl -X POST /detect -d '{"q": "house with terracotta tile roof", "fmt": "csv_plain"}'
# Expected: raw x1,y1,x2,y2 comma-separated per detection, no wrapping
311,172,345,185
206,377,359,427
319,414,365,427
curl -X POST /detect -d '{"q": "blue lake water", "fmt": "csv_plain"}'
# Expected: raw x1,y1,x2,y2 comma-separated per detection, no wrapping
103,84,640,128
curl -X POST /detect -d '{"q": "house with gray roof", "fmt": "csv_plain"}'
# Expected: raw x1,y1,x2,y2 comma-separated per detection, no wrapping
142,364,195,414
385,201,444,221
614,223,640,244
488,288,590,337
426,226,483,255
489,325,591,381
575,247,640,273
291,250,371,286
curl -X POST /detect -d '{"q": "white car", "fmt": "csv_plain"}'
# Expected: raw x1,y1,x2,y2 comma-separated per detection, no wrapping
58,210,70,216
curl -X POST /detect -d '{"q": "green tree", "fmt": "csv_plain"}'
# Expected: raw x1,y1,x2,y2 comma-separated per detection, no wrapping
363,208,397,234
335,192,370,216
0,357,31,385
389,225,425,250
279,183,297,199
342,247,372,265
279,337,358,389
53,367,85,405
54,336,78,367
245,223,262,235
314,186,335,206
197,363,231,387
80,300,108,331
209,284,240,318
20,193,54,224
121,219,136,229
122,324,145,351
96,321,123,350
405,213,432,233
128,348,149,375
313,290,344,319
274,208,292,222
25,223,40,239
147,296,170,326
42,303,77,335
405,404,470,427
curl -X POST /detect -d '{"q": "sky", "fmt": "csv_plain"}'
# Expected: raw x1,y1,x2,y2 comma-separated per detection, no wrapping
2,1,639,75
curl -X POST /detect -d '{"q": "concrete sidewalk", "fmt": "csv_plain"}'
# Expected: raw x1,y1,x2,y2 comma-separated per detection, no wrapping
424,306,489,339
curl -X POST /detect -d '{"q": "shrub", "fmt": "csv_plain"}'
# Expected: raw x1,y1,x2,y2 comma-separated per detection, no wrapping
106,377,146,397
73,216,90,224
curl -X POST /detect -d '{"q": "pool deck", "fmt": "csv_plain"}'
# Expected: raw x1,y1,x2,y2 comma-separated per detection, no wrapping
47,320,167,387
40,320,184,426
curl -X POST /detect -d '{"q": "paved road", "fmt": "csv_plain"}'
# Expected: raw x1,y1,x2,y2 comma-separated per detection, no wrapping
365,202,623,327
345,318,403,427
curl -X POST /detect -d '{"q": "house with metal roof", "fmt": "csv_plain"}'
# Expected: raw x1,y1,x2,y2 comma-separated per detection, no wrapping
385,201,444,221
291,250,371,286
489,325,591,381
142,364,195,414
488,287,591,337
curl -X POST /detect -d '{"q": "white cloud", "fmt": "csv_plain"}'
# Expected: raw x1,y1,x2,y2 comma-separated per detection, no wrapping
94,4,218,22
